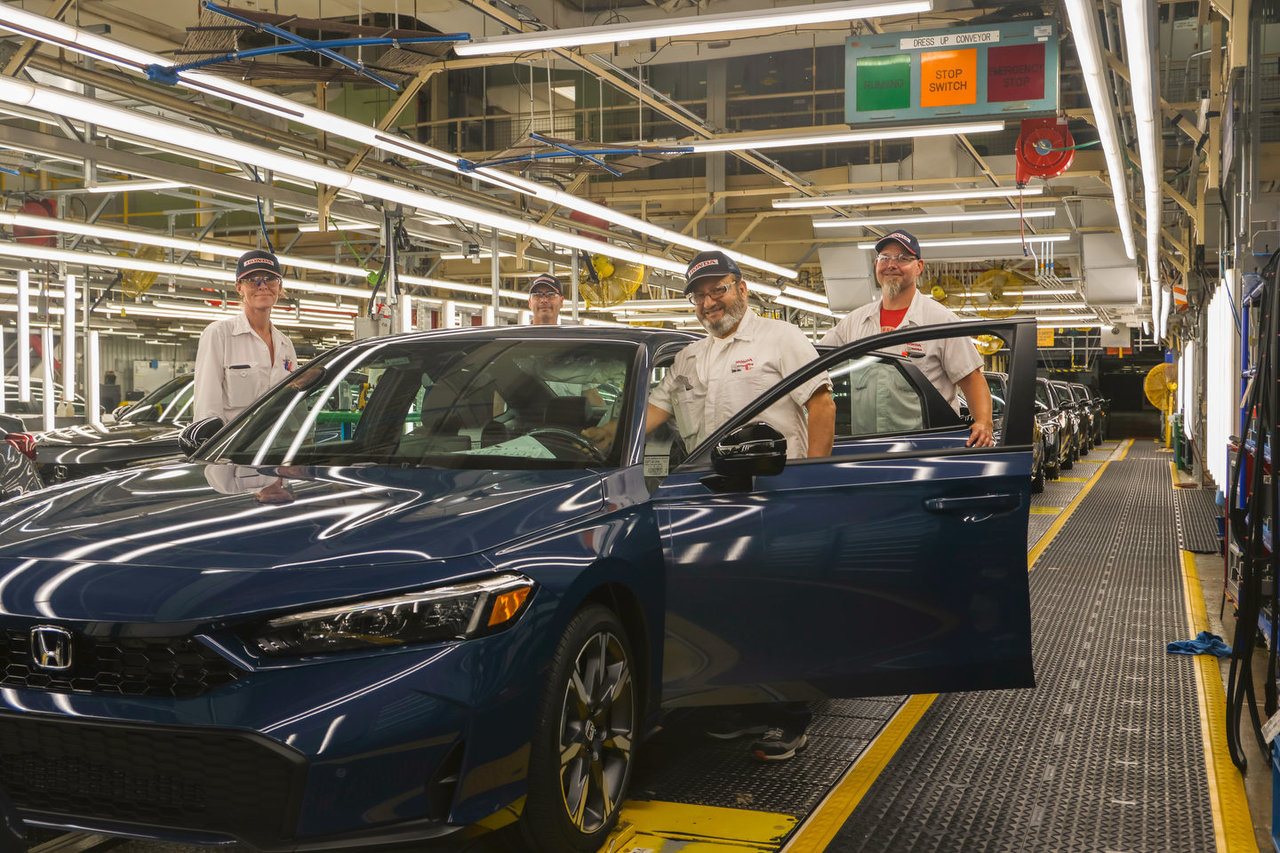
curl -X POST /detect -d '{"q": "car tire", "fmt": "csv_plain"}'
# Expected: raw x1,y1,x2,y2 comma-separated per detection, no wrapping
1031,460,1045,493
1061,448,1074,471
522,604,637,853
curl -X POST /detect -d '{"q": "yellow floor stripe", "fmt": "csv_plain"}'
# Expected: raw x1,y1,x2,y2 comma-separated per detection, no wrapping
1116,439,1132,461
1180,550,1259,853
1058,476,1090,482
1030,506,1061,514
1027,439,1130,569
608,801,797,852
780,695,938,852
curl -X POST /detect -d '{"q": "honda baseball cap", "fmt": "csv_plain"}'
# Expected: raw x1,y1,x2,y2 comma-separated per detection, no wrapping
236,249,283,281
873,230,923,259
683,250,742,293
528,273,563,294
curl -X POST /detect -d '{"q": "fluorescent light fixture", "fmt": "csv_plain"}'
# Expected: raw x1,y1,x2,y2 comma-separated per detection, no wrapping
855,233,1072,249
814,208,1057,229
774,294,834,316
604,299,691,312
41,328,54,431
1002,289,1078,297
87,330,101,428
687,120,1001,154
1033,314,1099,323
0,76,716,281
62,274,75,403
84,179,183,193
1063,0,1136,261
297,221,381,233
1037,322,1112,330
780,286,830,305
0,5,795,281
455,0,932,55
16,270,29,403
776,185,1044,210
1019,302,1091,310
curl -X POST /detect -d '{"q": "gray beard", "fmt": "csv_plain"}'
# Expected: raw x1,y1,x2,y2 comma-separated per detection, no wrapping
880,279,906,299
700,297,748,337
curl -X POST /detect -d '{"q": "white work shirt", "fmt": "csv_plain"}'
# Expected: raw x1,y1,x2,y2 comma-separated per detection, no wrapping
194,312,297,423
821,289,981,412
650,309,829,458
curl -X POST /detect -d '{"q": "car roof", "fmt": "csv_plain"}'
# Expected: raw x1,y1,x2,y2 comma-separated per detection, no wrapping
334,324,703,355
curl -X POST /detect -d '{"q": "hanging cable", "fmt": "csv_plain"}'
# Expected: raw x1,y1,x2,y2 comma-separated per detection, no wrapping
1226,245,1280,771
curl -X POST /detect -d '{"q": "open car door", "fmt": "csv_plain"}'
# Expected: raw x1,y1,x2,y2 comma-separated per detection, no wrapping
653,318,1036,707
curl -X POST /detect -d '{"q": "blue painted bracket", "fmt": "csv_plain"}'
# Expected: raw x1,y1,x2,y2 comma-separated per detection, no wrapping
457,133,693,175
144,1,469,91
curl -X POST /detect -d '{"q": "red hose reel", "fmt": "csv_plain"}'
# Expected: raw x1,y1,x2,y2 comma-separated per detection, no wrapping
1015,117,1075,185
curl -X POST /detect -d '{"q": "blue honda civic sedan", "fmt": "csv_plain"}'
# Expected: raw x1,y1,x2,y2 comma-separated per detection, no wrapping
0,318,1036,851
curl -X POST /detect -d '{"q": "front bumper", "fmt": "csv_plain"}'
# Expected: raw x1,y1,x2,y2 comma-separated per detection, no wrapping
0,620,546,849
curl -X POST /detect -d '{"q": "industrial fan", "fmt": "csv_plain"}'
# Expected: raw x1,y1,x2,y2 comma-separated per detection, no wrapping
972,268,1027,319
1144,362,1177,445
579,253,646,308
926,275,968,311
973,334,1003,355
118,245,166,298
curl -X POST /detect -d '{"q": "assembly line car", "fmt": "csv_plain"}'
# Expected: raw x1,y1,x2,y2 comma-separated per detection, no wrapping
34,374,195,483
0,320,1037,852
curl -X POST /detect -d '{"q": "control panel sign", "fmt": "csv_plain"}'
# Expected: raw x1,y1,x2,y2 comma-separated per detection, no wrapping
920,50,977,108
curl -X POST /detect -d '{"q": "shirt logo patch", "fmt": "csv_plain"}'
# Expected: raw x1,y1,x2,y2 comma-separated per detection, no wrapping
731,358,755,373
901,342,926,358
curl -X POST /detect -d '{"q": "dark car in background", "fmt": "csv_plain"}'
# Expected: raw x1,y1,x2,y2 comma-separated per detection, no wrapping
0,430,41,499
980,371,1044,493
1050,378,1092,462
0,320,1037,851
1038,377,1076,472
3,378,95,431
34,374,194,484
1072,382,1108,443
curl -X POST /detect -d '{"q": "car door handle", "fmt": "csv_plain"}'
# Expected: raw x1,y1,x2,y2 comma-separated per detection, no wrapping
924,493,1020,514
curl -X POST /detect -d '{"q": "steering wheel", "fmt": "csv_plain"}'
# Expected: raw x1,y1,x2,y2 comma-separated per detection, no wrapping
526,427,609,464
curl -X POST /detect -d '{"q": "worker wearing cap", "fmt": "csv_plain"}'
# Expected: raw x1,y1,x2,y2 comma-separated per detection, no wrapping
526,273,565,325
821,230,993,448
599,249,835,460
193,248,298,424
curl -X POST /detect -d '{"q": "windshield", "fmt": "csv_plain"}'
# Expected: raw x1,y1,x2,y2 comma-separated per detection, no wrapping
201,337,635,470
120,375,195,425
1035,380,1053,408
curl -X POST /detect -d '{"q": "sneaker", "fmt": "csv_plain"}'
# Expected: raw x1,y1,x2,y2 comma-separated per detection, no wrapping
705,709,770,740
749,727,808,761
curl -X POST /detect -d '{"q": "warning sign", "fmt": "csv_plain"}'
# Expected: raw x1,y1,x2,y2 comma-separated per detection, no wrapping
920,50,978,108
987,42,1046,102
1037,327,1055,347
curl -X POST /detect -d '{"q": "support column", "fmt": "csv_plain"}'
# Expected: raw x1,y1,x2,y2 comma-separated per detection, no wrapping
703,59,727,240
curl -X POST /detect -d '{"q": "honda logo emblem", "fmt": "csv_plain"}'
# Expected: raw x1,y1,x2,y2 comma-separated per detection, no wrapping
30,625,73,671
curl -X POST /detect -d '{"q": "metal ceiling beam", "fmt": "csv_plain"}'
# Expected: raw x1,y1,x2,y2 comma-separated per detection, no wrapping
453,0,823,201
1,0,75,79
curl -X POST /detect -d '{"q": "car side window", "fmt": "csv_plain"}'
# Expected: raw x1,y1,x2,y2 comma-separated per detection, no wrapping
643,359,687,490
830,354,928,438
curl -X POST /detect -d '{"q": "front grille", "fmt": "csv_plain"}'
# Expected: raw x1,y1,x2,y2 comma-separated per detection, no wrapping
1,627,246,698
0,713,305,843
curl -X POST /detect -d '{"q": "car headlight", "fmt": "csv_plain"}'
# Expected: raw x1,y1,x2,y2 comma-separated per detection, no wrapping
247,573,536,657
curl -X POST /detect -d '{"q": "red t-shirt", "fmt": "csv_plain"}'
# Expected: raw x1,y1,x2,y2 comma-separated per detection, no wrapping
880,305,909,332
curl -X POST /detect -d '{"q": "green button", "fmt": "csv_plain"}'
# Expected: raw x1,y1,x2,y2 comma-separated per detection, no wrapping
856,54,911,112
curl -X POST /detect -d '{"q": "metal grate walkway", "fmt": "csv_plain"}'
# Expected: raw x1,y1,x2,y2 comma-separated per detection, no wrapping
823,442,1216,853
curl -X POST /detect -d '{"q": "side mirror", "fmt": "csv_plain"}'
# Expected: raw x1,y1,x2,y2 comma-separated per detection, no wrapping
177,417,224,456
702,422,788,492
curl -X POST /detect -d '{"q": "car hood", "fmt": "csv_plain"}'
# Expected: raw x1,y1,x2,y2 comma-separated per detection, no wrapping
36,421,184,452
0,462,605,621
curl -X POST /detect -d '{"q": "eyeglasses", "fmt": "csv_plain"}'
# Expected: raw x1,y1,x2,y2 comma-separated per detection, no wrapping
875,253,919,265
241,274,282,287
530,289,560,299
687,283,733,305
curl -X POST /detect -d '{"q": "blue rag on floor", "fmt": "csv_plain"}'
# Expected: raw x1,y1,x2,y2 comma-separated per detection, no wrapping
1166,631,1232,657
